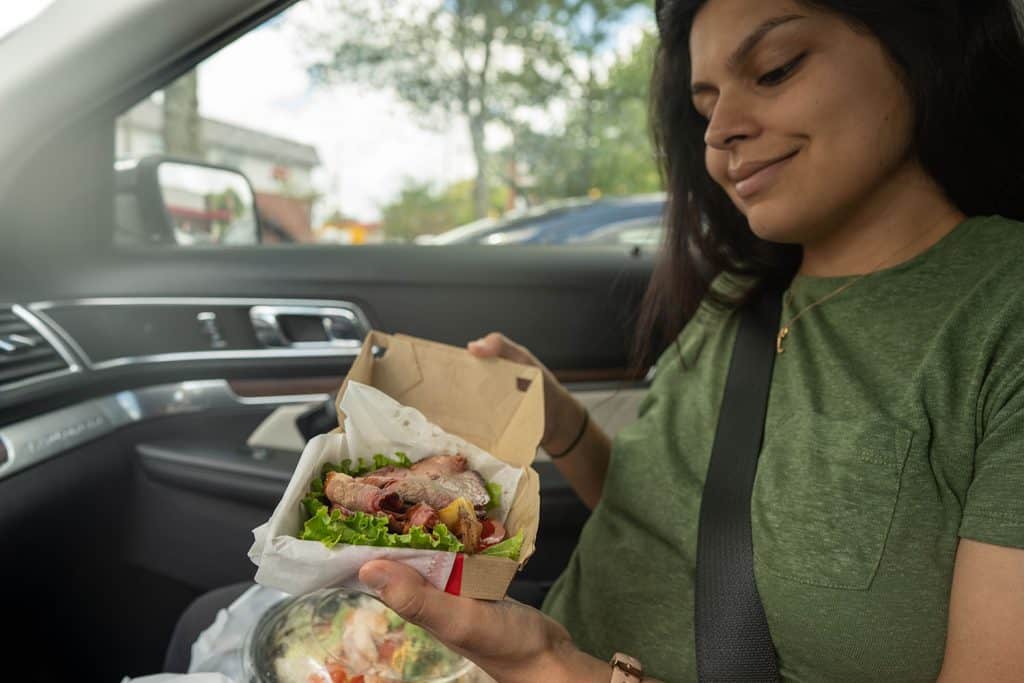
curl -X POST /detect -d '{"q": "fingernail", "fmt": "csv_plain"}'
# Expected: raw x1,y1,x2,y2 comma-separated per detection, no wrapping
362,565,390,592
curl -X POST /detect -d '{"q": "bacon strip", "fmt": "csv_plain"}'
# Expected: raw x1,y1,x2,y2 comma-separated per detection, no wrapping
382,502,441,533
325,471,391,513
361,465,414,488
329,503,354,517
405,502,440,532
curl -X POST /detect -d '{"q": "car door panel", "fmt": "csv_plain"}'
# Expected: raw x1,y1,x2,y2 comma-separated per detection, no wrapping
0,241,653,680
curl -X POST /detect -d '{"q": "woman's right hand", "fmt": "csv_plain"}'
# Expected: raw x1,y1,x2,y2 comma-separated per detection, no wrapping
359,560,613,683
467,332,586,456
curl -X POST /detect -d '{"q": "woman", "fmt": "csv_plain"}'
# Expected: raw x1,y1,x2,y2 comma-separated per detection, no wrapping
359,0,1024,680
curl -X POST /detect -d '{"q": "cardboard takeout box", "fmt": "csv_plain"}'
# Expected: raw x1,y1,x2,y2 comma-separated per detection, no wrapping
335,330,544,600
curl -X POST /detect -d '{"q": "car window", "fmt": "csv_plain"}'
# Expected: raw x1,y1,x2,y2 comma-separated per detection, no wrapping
114,0,662,250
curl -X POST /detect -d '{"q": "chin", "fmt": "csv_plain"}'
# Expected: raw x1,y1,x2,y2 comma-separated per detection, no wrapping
739,198,804,245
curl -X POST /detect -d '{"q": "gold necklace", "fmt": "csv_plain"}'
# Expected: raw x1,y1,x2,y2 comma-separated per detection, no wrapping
776,217,964,354
776,274,868,354
777,234,930,354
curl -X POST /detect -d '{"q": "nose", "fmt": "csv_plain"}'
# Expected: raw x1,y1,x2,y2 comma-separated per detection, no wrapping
704,92,760,150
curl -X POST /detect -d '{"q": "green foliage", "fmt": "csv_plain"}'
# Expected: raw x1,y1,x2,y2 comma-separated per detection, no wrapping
380,178,508,240
299,0,650,219
502,30,662,202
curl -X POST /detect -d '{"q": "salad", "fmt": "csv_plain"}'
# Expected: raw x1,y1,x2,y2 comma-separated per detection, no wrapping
299,452,523,560
251,590,478,683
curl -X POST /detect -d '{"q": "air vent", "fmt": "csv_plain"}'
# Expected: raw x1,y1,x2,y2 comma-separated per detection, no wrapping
0,307,71,388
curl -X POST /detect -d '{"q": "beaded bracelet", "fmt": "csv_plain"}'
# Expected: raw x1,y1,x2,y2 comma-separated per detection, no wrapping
548,408,590,459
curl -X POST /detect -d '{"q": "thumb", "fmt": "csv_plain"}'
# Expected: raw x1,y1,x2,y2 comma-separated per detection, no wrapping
359,560,483,645
467,332,533,365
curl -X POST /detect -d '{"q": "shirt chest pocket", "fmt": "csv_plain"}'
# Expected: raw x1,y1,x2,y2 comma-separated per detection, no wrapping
752,413,914,590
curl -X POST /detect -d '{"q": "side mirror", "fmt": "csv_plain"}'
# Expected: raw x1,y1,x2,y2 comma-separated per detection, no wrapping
115,154,261,246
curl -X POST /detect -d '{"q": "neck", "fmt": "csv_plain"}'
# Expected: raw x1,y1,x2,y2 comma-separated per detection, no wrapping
798,163,967,278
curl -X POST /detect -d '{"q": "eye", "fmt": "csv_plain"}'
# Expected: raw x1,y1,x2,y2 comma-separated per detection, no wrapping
757,52,807,87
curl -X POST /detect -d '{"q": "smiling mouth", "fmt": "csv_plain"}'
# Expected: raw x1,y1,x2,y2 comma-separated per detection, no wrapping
733,150,800,200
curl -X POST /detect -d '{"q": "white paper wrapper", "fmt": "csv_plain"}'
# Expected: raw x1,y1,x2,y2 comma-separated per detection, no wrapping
249,382,525,596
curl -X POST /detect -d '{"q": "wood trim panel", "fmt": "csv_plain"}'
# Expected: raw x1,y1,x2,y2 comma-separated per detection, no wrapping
228,376,341,398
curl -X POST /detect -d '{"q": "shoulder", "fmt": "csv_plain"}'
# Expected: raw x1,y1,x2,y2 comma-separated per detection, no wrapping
949,217,1024,426
650,272,749,378
940,215,1024,309
959,215,1024,271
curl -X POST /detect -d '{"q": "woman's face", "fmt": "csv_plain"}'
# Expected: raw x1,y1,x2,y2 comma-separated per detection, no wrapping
690,0,915,244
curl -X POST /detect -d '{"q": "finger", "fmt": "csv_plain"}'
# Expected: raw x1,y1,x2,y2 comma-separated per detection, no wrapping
466,332,505,358
359,560,487,649
468,332,533,365
466,337,494,357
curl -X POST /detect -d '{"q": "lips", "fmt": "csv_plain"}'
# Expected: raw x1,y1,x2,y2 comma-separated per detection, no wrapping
728,150,800,200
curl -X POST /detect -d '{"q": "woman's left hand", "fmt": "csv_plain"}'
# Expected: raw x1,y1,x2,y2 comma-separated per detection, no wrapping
358,560,610,683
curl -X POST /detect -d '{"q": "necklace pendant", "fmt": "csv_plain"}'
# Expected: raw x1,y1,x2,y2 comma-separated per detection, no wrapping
776,327,789,354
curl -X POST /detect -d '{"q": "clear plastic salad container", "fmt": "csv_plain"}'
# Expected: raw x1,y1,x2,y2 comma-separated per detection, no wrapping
242,588,483,683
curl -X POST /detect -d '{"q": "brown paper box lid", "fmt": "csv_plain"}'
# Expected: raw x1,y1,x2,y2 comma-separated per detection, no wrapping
337,331,544,469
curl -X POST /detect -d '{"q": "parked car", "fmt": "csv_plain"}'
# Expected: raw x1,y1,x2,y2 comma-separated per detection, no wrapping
421,194,666,247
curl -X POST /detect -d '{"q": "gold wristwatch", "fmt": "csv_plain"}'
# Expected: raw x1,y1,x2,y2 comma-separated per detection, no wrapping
610,652,643,683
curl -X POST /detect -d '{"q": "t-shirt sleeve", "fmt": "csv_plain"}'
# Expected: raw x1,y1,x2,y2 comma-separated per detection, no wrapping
959,373,1024,549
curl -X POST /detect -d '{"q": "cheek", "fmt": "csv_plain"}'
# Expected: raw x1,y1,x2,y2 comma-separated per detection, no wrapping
809,57,913,176
705,148,729,189
816,91,912,194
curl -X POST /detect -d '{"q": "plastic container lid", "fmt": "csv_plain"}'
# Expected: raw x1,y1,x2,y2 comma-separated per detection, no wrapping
242,588,480,683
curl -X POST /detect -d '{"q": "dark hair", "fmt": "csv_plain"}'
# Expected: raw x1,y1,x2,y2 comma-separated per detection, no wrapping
633,0,1024,367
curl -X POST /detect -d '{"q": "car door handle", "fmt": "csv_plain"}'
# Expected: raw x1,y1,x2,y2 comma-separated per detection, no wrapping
249,304,367,349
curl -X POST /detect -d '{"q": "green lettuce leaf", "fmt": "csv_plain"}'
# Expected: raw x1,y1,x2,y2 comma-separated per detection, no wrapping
480,530,524,560
302,490,326,518
300,507,464,553
321,451,414,478
485,481,502,511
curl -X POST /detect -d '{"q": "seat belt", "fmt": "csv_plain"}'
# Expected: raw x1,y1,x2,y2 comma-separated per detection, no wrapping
695,287,783,682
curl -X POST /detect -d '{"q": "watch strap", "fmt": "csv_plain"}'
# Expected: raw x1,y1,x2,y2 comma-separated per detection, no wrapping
610,652,643,683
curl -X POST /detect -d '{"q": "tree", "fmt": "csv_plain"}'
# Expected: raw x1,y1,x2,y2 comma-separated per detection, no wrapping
541,1,649,191
583,29,661,195
300,0,643,219
497,28,660,202
379,177,509,241
163,69,204,159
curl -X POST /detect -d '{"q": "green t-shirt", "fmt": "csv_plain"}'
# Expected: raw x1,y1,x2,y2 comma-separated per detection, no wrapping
543,215,1024,682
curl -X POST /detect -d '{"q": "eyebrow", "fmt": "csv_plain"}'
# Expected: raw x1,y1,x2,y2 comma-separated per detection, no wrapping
690,14,806,95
